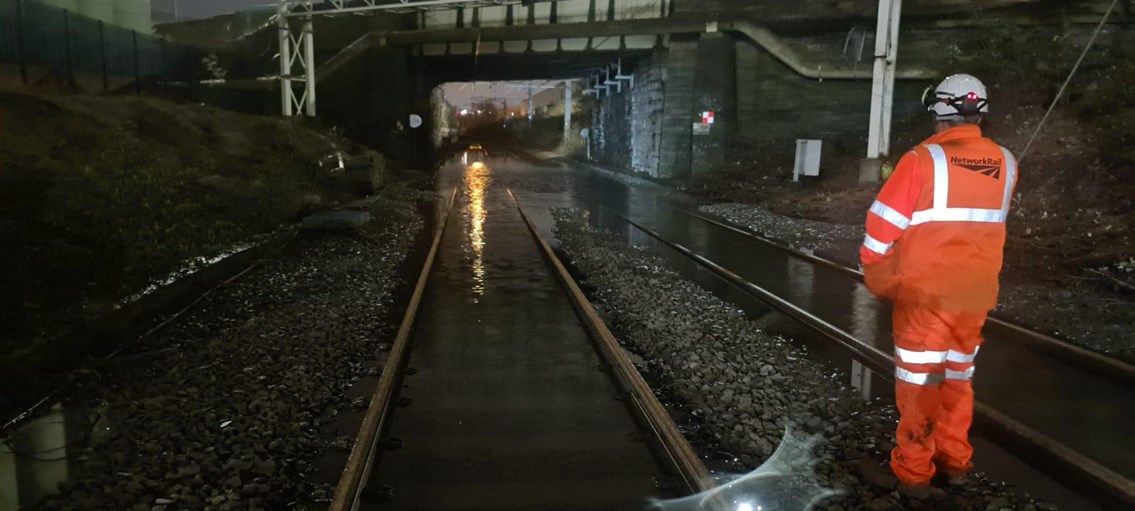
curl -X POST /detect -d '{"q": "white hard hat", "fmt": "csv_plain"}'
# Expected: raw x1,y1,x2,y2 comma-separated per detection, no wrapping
923,74,989,119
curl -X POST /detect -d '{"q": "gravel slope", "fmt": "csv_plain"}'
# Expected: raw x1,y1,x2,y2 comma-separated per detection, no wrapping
33,187,432,511
553,208,1053,511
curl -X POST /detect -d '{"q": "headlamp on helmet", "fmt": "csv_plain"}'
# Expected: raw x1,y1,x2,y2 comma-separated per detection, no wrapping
925,74,989,119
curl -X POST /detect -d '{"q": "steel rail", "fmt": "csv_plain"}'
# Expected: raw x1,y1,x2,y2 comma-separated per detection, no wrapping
618,214,1135,510
507,189,717,496
673,206,1135,386
328,187,458,511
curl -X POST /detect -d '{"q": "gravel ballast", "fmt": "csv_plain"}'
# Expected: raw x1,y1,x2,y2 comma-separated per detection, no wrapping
30,187,432,510
698,203,862,251
699,202,1135,364
553,208,1053,511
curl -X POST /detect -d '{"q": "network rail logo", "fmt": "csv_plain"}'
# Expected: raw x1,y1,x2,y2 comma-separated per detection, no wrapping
950,156,1003,179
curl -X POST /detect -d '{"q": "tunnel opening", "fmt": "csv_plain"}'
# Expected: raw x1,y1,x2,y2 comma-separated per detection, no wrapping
430,80,591,159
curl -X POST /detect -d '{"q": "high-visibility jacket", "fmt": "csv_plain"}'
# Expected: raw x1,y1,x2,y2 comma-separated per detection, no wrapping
860,125,1018,312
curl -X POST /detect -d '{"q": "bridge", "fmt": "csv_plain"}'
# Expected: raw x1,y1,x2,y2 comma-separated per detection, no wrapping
158,0,1114,179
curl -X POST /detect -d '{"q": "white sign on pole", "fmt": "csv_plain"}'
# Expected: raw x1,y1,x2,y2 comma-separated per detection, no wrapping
408,114,423,129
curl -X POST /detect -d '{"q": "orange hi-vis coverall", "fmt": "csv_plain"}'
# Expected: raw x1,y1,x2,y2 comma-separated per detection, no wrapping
859,125,1018,485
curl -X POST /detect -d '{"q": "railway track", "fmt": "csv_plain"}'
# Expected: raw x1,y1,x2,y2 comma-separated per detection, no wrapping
674,206,1135,386
612,209,1135,510
327,186,712,510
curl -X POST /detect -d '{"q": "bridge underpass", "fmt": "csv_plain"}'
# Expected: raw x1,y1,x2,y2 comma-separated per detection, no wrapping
156,0,1118,180
148,1,992,178
266,1,928,179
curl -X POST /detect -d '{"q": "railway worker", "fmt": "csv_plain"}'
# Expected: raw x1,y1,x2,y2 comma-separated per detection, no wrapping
859,74,1017,497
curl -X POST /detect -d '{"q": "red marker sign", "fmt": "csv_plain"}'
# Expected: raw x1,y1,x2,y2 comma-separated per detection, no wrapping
701,111,715,124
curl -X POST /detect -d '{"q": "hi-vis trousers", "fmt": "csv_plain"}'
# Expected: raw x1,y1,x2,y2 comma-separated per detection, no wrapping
890,306,986,485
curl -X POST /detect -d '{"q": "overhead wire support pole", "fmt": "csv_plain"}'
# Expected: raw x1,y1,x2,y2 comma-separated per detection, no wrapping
866,0,902,160
563,81,572,141
278,3,294,116
879,0,902,156
303,17,317,116
277,2,317,117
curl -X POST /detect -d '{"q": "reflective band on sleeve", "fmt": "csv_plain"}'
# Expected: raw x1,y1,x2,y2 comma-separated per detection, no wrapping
895,367,945,386
869,200,911,230
927,144,950,210
895,346,948,364
946,367,976,380
911,208,1006,225
946,346,980,363
863,234,893,255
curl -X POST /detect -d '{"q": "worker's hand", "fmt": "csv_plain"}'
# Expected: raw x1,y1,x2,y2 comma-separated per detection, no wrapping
863,258,900,300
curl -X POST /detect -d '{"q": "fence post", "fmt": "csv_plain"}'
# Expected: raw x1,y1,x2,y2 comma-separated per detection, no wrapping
16,0,27,83
64,9,75,87
99,21,108,92
132,30,141,93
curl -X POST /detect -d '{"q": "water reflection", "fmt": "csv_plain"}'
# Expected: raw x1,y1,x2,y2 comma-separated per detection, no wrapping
465,162,491,302
848,285,881,400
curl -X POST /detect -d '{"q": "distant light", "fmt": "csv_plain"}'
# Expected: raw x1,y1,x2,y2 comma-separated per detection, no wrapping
737,503,755,511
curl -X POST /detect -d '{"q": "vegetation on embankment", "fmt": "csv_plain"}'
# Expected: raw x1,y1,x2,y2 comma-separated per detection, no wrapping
0,91,373,379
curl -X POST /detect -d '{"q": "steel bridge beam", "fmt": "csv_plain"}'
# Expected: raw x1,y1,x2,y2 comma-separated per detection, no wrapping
283,0,535,18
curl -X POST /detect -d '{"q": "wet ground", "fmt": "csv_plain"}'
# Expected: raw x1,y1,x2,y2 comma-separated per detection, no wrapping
489,151,1123,510
369,159,679,510
2,187,430,510
701,203,1135,365
3,151,1126,510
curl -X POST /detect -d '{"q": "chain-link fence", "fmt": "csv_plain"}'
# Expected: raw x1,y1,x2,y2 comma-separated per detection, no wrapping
0,0,202,88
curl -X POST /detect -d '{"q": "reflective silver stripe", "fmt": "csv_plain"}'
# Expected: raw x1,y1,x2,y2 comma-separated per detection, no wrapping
927,144,950,210
946,346,980,363
863,234,892,255
896,367,945,385
910,143,1015,225
869,200,911,230
895,346,947,364
946,367,976,380
911,208,1006,225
